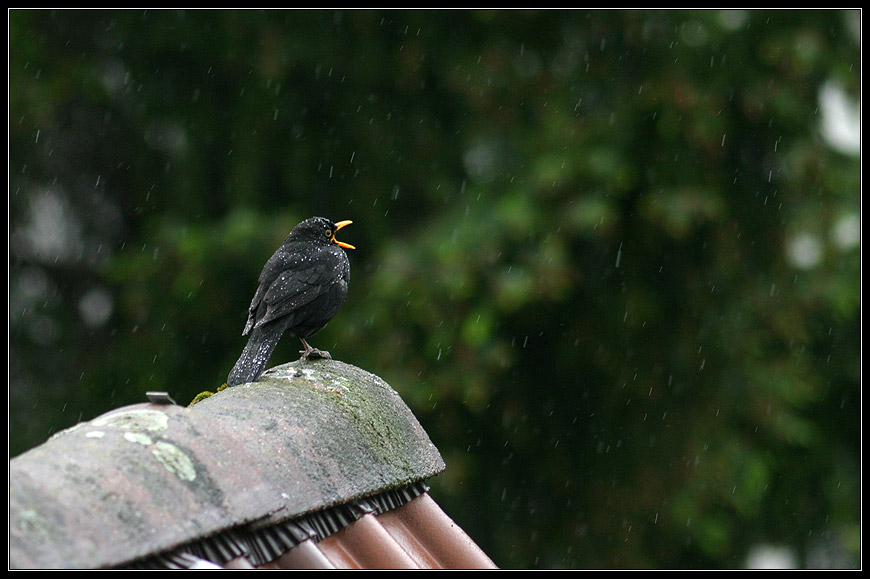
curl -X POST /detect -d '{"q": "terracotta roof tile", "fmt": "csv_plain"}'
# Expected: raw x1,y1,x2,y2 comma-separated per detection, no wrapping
9,360,497,570
312,493,497,570
128,486,496,570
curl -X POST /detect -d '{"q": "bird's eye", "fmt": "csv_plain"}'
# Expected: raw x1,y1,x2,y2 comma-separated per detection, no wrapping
324,229,333,238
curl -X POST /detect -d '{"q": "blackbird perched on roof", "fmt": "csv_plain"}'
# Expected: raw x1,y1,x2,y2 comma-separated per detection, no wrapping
227,217,354,387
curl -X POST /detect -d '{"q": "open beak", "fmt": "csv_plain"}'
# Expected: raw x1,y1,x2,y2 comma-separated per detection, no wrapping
332,220,355,250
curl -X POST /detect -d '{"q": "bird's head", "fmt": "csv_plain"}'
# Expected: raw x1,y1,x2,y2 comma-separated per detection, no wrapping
294,216,355,250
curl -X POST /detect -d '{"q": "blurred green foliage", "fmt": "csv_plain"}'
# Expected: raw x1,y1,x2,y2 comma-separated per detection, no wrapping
9,9,860,569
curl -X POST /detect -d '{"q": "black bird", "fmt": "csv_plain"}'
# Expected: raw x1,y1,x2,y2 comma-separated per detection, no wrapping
227,216,354,386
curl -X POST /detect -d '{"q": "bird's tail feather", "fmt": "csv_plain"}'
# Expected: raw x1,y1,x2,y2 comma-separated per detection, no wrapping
227,323,286,386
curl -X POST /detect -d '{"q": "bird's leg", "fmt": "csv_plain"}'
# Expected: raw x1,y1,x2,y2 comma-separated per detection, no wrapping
299,337,331,360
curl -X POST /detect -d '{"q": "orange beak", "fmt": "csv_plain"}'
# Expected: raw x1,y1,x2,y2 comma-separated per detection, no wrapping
332,220,355,250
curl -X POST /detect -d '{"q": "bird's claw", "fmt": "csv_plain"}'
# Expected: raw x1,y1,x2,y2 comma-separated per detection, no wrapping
300,348,331,361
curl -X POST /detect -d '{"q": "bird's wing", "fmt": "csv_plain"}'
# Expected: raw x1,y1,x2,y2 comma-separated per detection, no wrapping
244,249,344,333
